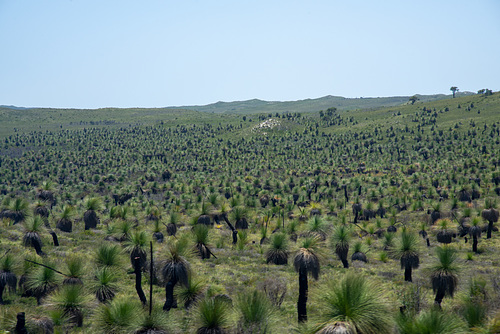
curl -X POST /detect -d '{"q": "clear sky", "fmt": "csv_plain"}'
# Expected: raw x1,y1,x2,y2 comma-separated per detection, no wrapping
1,0,499,109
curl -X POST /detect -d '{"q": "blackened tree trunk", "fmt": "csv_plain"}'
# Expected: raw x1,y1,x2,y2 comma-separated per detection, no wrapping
33,241,44,256
49,231,59,246
0,283,5,304
15,312,28,334
163,276,178,311
133,257,147,306
487,221,493,239
222,214,238,244
404,266,412,282
84,210,99,230
297,268,308,323
341,258,349,269
472,236,478,253
434,288,445,307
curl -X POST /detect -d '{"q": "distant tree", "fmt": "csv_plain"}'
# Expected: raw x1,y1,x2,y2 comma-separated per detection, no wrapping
477,89,486,95
450,86,459,98
409,95,419,105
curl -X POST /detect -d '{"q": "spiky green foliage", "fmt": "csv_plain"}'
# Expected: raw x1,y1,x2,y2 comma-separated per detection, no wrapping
95,243,123,268
195,296,232,334
124,230,149,269
313,273,393,334
26,262,60,305
266,232,288,265
236,289,274,334
90,267,119,303
59,205,75,220
93,296,139,333
397,307,467,334
178,276,206,310
63,256,85,285
131,307,172,334
48,284,91,327
7,197,30,224
307,215,328,240
330,224,351,268
84,196,104,211
0,253,17,304
162,237,191,288
23,216,45,254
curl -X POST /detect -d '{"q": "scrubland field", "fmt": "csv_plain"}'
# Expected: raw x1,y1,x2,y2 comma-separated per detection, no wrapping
0,91,500,333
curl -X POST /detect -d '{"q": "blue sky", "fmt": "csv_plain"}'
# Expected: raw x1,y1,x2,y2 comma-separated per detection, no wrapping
1,0,499,109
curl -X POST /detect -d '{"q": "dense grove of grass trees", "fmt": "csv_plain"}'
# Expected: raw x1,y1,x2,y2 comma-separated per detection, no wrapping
0,92,500,333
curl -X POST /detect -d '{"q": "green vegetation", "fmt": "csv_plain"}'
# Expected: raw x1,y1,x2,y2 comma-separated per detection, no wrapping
0,91,500,332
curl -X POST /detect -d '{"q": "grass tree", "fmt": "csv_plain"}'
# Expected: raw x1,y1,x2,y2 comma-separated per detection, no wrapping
26,262,60,305
468,217,482,253
95,243,123,268
293,237,321,323
482,199,499,239
430,246,459,307
124,230,148,270
93,296,139,333
192,224,215,260
436,219,454,245
307,215,328,240
266,232,288,265
232,206,249,230
350,240,368,263
330,224,351,268
63,256,85,285
83,196,103,230
397,307,467,334
2,197,30,224
313,273,393,334
132,307,173,334
0,253,17,304
55,204,75,233
395,229,420,282
178,275,206,310
195,296,232,334
197,201,212,226
90,267,118,303
48,284,91,327
33,199,50,219
23,215,45,255
236,289,274,334
162,237,191,311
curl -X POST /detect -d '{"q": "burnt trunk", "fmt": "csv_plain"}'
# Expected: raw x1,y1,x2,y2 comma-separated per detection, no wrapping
487,221,493,239
404,267,412,282
84,210,99,230
163,276,178,311
0,283,4,304
297,268,308,323
49,231,59,246
472,236,478,253
133,257,147,306
15,312,28,334
434,287,445,307
33,241,44,256
341,258,349,268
